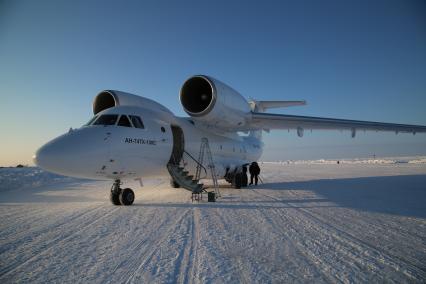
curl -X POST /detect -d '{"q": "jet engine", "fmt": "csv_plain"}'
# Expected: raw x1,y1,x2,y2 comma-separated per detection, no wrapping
92,90,172,115
180,75,251,129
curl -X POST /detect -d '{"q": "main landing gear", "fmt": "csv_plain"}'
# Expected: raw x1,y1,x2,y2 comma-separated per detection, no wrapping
110,179,135,206
225,166,248,189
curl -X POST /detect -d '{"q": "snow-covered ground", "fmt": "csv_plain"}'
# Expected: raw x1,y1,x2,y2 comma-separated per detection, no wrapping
1,158,426,283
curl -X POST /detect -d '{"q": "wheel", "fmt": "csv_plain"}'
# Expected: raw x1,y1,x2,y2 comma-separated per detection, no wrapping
170,179,180,188
119,188,135,205
110,188,121,205
241,172,248,187
233,173,242,189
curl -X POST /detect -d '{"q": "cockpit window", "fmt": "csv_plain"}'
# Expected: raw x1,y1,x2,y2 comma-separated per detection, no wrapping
117,115,132,127
84,115,98,126
130,115,145,129
93,114,118,126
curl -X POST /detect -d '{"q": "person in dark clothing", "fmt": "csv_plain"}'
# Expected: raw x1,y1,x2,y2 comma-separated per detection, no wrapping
249,162,260,185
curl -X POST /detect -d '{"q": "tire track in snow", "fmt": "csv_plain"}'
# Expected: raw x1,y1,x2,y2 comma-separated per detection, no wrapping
284,188,426,243
254,189,407,280
296,205,426,279
193,209,204,284
103,209,176,282
280,190,426,280
175,208,198,284
0,204,120,279
234,190,339,283
250,189,426,281
253,206,339,283
268,205,372,283
197,206,258,283
306,206,426,272
0,209,47,243
0,205,64,241
0,205,46,223
0,204,103,250
114,208,191,284
0,204,107,270
203,198,330,283
251,191,382,282
0,179,170,282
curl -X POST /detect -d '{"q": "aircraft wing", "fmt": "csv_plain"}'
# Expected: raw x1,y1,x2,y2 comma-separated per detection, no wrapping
248,112,426,135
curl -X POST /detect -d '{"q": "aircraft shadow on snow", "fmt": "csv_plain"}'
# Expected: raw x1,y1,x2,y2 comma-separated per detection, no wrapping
1,175,425,218
254,174,426,218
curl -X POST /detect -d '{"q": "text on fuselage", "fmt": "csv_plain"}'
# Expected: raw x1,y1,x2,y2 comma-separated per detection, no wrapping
124,137,156,145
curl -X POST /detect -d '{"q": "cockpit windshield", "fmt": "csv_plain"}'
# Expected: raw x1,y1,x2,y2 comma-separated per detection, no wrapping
117,115,132,127
130,115,145,129
85,114,145,128
84,115,98,126
93,115,118,125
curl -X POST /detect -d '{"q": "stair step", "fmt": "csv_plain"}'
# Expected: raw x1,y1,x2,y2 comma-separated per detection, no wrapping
167,141,216,196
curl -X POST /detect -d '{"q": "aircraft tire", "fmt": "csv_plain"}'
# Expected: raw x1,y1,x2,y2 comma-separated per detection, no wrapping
241,173,248,187
119,188,135,206
233,173,242,189
110,189,121,206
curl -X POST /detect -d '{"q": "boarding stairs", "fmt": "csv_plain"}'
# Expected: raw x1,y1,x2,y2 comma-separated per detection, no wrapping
195,138,220,197
166,137,220,199
167,162,204,193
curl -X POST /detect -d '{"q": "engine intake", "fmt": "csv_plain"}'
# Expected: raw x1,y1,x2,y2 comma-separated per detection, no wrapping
92,90,173,115
180,75,251,129
180,76,216,116
93,91,117,114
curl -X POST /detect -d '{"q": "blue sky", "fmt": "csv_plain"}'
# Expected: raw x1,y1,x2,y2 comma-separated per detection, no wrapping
0,0,425,165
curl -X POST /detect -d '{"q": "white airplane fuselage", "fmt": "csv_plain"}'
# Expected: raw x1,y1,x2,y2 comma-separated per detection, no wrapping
34,75,426,205
34,104,263,181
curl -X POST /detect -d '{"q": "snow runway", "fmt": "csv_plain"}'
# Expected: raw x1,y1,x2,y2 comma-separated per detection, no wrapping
1,160,426,283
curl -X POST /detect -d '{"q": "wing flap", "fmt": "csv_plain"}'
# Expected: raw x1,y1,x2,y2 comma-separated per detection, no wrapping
248,112,426,133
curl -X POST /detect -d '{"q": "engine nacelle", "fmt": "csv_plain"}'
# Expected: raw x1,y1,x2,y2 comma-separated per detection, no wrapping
93,90,172,115
180,75,251,129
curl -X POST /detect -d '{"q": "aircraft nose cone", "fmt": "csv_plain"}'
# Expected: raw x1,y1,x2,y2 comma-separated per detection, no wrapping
34,128,109,177
34,136,66,172
32,154,38,166
33,145,52,170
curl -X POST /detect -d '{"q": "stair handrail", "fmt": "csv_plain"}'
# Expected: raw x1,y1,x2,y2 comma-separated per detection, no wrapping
182,150,208,179
200,137,220,197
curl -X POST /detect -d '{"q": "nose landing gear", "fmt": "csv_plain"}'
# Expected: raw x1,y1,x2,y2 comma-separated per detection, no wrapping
110,180,135,206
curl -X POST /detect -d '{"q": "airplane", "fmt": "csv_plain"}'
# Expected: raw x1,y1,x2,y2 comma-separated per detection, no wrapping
33,75,426,205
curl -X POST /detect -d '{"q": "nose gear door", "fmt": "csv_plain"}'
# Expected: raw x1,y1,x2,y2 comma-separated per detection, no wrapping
96,131,114,177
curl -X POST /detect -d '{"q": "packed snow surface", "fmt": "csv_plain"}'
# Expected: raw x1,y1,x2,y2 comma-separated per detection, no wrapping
1,158,426,283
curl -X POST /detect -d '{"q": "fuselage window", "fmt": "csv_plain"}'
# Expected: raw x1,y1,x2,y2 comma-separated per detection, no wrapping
84,115,98,126
130,115,145,129
118,115,132,127
93,114,118,126
161,126,165,133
